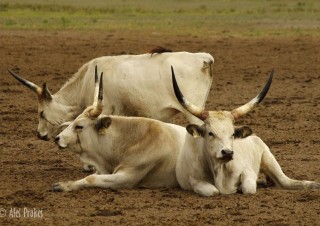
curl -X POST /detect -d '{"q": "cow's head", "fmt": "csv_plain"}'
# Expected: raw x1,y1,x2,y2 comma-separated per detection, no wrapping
9,70,72,140
171,66,273,162
54,70,108,153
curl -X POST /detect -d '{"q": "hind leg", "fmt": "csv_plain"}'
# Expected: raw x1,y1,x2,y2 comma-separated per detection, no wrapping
257,174,275,188
261,149,320,190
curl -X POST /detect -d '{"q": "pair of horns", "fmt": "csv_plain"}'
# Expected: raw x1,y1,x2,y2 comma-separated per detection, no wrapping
8,69,52,100
89,65,104,118
171,66,274,121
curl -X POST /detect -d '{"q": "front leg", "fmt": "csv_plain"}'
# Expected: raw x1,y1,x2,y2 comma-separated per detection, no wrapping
189,176,219,196
52,171,138,192
240,169,258,194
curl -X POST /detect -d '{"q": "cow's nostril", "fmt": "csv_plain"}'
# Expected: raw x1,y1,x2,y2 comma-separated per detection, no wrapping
221,149,233,161
222,149,233,156
54,136,60,143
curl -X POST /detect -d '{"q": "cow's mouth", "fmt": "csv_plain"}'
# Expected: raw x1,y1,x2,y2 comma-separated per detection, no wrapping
220,155,233,162
220,149,233,162
58,144,67,150
37,133,50,141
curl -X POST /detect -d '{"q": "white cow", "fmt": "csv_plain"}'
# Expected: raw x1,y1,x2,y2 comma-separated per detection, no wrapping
53,72,187,191
172,67,320,196
9,48,214,141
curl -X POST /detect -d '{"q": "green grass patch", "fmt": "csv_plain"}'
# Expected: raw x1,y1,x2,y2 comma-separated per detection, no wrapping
0,0,320,37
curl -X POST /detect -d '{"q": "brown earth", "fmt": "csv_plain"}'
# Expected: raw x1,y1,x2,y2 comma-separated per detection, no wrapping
0,30,320,225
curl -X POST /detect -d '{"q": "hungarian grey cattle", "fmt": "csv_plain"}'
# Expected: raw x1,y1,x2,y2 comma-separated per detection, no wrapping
9,48,214,141
172,67,320,196
52,71,187,191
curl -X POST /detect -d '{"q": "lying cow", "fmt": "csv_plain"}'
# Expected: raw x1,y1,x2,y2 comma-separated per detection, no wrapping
172,67,320,196
9,48,214,141
53,71,187,191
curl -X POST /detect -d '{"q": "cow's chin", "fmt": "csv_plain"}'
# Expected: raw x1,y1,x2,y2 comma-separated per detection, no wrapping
57,144,68,150
219,156,233,162
65,144,82,154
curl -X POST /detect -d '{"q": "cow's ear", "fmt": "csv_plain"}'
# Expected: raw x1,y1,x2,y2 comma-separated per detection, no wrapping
186,124,205,138
96,117,112,134
234,126,252,139
41,82,52,101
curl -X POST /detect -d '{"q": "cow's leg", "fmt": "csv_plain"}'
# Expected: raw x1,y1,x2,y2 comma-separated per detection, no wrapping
256,174,275,188
261,150,320,190
240,169,257,194
52,170,147,192
189,176,219,196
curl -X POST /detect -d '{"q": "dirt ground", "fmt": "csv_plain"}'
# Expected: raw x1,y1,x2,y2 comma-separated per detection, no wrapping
0,30,319,225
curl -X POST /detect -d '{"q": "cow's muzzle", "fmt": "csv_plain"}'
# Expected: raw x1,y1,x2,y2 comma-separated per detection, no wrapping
221,149,233,161
54,136,66,149
37,132,49,141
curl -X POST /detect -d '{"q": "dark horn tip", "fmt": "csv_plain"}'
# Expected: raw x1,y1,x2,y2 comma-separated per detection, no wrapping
257,69,274,104
95,65,98,83
171,66,185,104
8,69,18,77
8,69,26,84
98,72,103,100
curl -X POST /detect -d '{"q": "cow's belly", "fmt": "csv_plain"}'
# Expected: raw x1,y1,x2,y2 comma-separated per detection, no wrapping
138,170,179,188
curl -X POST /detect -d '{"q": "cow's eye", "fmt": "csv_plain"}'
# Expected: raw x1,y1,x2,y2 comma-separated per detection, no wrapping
40,111,45,119
232,130,239,138
75,125,83,130
208,132,215,137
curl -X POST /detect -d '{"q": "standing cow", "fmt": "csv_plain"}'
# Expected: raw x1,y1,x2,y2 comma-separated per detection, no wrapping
9,48,214,141
172,67,320,196
53,71,187,191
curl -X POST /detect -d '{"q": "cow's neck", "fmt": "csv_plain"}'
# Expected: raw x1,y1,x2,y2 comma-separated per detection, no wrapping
210,160,240,194
184,136,212,180
54,71,89,118
55,64,90,110
51,94,83,122
56,80,85,106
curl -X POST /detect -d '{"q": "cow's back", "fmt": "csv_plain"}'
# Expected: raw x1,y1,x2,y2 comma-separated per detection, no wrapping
81,52,214,123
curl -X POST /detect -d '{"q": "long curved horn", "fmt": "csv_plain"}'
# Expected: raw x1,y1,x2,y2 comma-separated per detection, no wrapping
231,69,274,120
8,69,42,96
93,65,99,105
171,66,208,121
97,72,104,110
90,71,104,118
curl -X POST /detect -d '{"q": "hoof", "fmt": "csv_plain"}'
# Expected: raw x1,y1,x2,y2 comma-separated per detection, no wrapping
310,182,320,189
52,183,64,192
